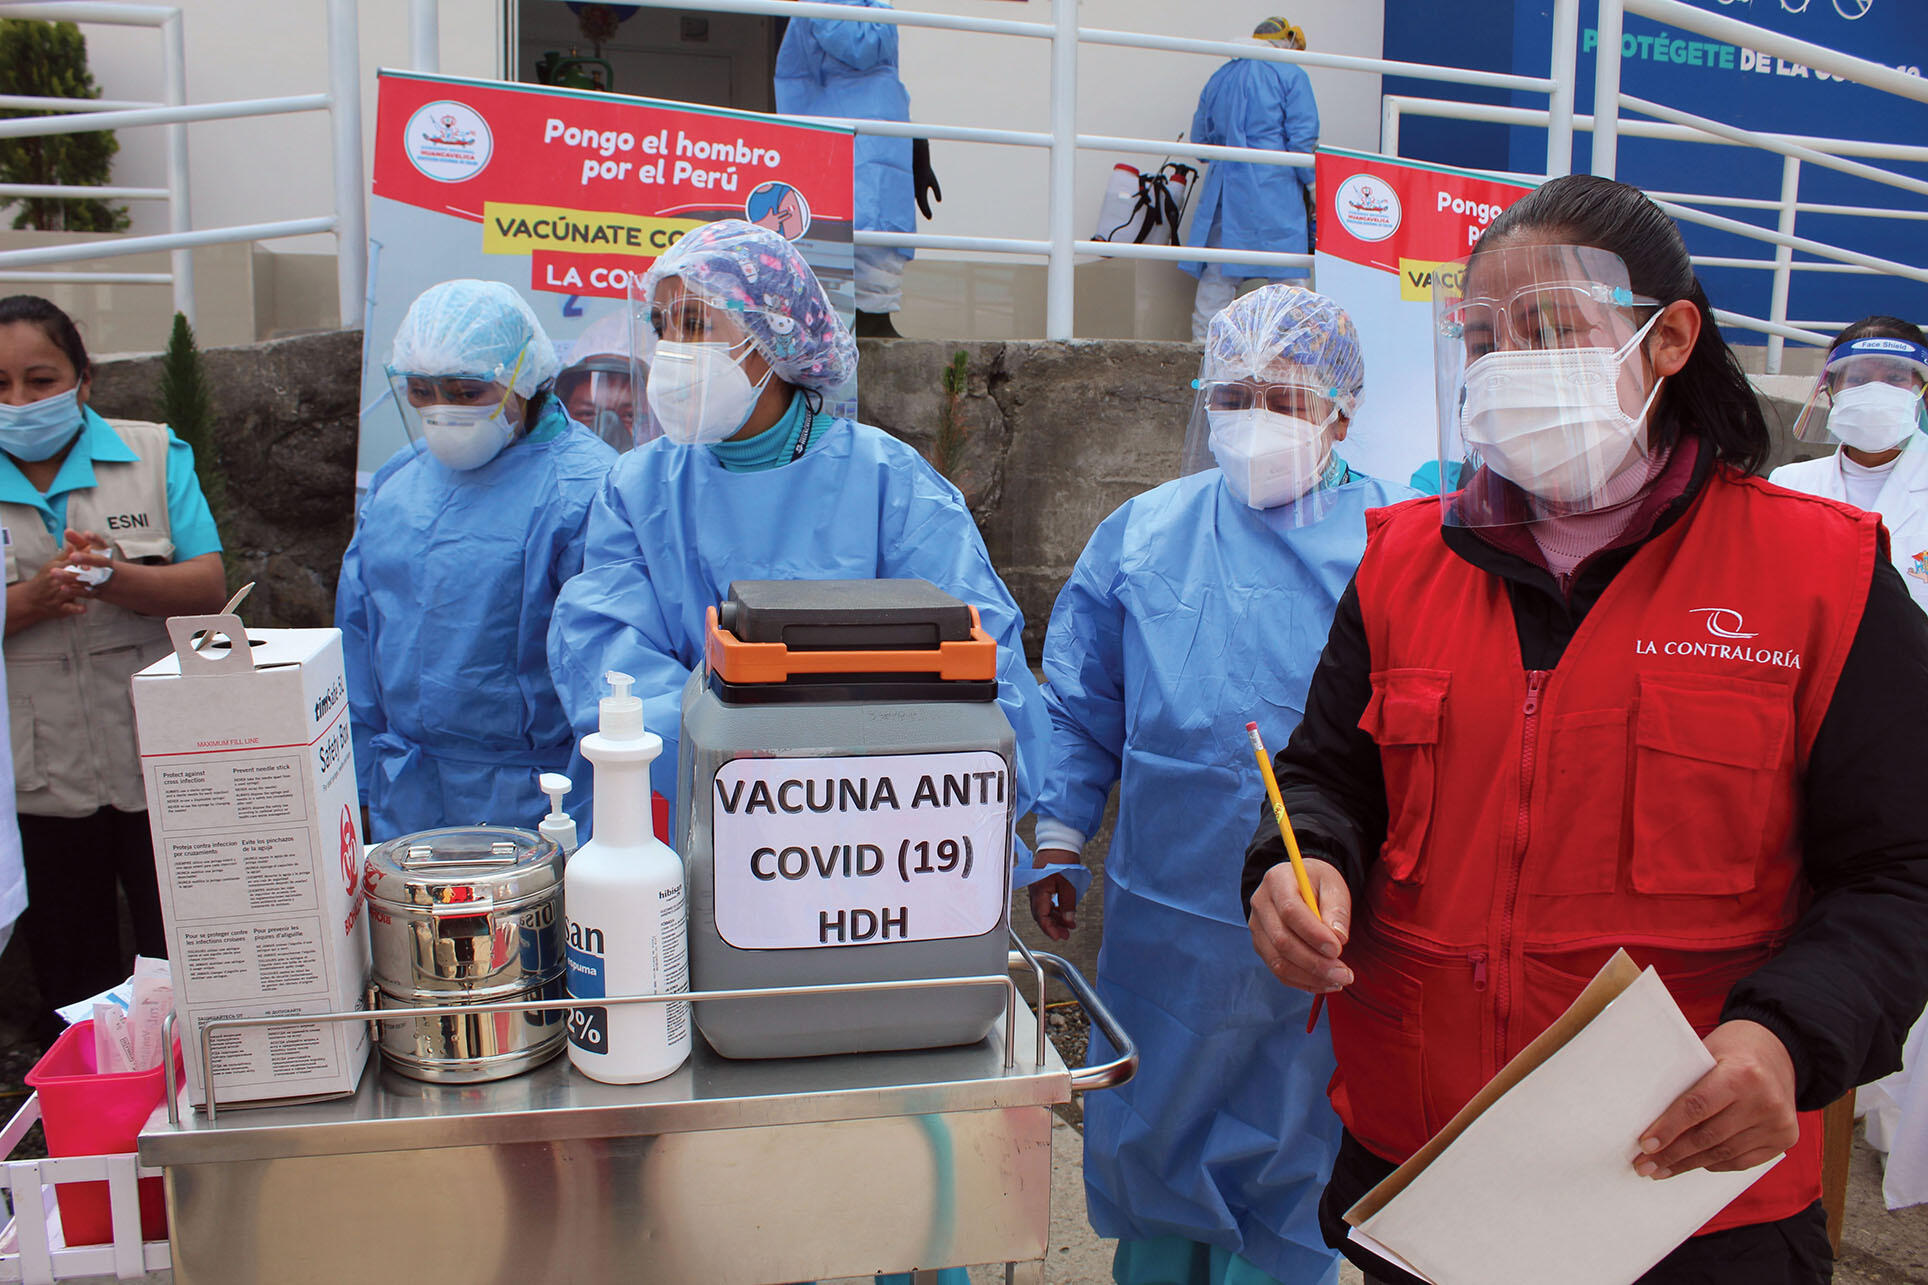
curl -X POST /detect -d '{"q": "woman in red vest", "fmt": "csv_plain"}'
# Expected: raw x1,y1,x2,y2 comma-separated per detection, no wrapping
1243,174,1928,1284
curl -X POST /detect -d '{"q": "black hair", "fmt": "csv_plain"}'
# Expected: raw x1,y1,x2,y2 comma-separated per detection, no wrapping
1830,315,1928,353
523,386,553,430
1473,173,1769,474
0,294,92,380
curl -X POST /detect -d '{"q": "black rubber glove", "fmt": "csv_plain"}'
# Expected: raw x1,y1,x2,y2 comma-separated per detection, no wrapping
913,137,942,221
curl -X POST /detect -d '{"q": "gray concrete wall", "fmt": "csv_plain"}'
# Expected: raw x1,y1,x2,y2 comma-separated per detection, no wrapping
90,328,363,630
85,334,1205,643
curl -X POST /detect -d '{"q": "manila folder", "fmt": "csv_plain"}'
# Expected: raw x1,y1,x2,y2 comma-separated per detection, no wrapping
1344,950,1781,1285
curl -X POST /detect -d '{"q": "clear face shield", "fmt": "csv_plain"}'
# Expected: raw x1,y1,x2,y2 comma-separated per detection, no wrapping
385,344,529,472
1791,339,1928,454
1178,366,1352,526
1433,244,1666,527
628,269,779,447
558,304,657,453
559,360,647,449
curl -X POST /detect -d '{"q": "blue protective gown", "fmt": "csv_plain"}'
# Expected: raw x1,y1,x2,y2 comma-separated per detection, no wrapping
774,0,915,258
547,416,1047,862
1181,57,1319,279
1039,467,1411,1284
337,400,618,841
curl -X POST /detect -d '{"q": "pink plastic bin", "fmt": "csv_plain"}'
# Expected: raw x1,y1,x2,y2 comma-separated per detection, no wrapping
24,1020,179,1246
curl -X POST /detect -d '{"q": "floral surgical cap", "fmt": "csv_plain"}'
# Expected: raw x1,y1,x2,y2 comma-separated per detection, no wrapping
641,219,858,392
1202,284,1364,415
389,279,561,397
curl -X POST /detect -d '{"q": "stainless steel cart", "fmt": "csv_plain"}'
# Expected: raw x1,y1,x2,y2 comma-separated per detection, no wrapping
137,946,1131,1285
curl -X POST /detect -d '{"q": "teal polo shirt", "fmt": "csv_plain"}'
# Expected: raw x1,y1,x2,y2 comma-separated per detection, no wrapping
0,407,222,559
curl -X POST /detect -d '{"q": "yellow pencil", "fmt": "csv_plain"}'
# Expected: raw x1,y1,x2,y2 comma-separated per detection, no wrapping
1245,721,1328,1033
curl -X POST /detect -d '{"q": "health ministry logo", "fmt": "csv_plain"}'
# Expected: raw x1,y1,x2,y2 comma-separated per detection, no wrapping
1334,173,1401,243
405,100,493,183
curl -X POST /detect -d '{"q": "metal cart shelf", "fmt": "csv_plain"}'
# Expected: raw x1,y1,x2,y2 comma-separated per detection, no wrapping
135,946,1131,1285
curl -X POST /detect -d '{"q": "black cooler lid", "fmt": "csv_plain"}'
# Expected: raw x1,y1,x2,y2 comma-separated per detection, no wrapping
719,579,977,651
710,579,998,706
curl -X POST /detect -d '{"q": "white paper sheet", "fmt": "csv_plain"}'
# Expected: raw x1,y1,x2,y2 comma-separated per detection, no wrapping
1352,967,1780,1285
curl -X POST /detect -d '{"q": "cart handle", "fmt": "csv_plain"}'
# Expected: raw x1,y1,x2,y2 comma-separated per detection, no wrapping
1032,950,1138,1093
175,969,1027,1124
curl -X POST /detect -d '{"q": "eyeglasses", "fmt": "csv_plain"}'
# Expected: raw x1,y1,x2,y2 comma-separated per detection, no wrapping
397,375,508,408
1441,282,1658,355
390,346,529,409
1199,380,1338,421
647,298,753,346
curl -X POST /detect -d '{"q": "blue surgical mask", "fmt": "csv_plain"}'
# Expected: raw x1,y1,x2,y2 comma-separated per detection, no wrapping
0,387,85,462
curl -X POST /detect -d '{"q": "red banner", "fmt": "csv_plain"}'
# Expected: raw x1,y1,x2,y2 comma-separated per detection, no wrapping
530,251,649,301
1311,149,1537,487
1317,150,1533,280
357,71,857,485
374,73,854,253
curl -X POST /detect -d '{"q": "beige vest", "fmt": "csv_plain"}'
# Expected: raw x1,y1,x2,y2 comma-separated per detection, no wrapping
4,419,178,817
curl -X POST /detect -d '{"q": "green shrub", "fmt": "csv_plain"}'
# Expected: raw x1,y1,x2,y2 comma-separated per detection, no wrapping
159,313,232,570
0,19,130,233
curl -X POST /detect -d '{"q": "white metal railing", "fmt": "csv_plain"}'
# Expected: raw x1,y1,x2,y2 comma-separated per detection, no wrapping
564,0,1586,339
1590,0,1928,370
1379,5,1928,373
11,0,1916,347
0,1,367,328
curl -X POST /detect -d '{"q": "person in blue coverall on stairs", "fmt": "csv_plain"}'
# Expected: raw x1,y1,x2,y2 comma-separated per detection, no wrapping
775,0,941,338
1182,17,1321,343
337,279,617,842
1028,285,1413,1285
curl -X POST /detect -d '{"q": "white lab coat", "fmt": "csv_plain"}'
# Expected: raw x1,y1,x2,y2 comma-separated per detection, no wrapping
1769,436,1928,613
1770,436,1928,1209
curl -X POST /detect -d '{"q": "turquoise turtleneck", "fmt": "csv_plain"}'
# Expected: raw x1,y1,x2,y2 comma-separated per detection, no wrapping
708,392,814,473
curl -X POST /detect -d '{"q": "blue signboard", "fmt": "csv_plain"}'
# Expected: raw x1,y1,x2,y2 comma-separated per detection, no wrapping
1384,0,1928,341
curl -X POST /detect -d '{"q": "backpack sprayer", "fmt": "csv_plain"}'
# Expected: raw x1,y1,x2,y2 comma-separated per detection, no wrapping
1093,138,1199,247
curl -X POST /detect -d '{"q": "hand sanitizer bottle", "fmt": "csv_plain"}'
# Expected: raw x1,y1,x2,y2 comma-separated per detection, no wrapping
565,671,691,1083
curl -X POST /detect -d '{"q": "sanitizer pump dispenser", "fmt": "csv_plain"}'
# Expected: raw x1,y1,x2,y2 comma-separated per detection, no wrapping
565,671,691,1083
538,772,578,858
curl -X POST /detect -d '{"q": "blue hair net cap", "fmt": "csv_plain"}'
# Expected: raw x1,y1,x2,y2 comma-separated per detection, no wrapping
641,219,857,392
390,279,562,397
1202,284,1364,413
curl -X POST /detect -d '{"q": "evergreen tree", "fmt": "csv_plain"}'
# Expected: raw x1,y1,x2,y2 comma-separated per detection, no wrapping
0,19,130,233
159,313,228,537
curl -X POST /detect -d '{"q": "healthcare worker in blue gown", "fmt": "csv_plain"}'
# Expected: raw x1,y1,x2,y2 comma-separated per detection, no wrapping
337,279,617,841
1182,16,1319,343
775,0,940,338
549,222,1040,1285
1029,286,1412,1285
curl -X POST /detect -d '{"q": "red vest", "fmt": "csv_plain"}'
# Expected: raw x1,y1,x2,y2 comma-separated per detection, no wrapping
1338,467,1881,1235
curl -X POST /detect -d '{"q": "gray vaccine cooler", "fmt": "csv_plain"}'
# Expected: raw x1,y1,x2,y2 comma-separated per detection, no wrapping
678,579,1017,1059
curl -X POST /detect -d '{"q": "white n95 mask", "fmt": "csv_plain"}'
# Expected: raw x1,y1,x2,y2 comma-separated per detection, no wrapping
1459,312,1662,506
1827,382,1924,453
420,403,515,471
1209,408,1331,509
647,340,772,445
